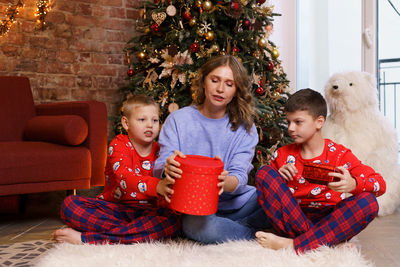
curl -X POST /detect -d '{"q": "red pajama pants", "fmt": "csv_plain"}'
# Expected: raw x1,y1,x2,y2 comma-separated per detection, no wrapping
255,166,379,253
60,195,181,244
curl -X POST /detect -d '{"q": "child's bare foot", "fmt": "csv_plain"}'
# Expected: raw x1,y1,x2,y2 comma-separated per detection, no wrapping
52,228,83,244
255,231,294,250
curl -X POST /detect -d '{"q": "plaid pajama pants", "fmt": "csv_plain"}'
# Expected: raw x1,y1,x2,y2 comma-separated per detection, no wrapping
255,166,379,253
60,195,181,244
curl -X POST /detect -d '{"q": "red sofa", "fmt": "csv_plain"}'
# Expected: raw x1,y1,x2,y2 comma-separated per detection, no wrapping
0,76,107,210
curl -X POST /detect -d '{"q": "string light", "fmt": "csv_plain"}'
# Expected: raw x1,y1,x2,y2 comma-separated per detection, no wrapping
35,0,51,30
0,0,24,37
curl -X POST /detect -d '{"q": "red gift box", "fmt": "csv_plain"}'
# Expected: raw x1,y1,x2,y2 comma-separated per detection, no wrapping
169,155,224,215
302,162,340,185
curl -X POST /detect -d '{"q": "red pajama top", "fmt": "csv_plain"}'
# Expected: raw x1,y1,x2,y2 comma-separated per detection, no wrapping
97,134,160,204
270,139,386,208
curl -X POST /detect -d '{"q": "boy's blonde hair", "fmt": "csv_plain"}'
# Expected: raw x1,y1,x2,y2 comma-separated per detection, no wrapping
121,95,159,118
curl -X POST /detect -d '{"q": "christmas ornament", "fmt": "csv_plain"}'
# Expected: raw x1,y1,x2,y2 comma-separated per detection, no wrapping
168,102,179,113
209,44,220,53
151,23,160,32
189,17,197,27
190,42,200,52
256,86,264,95
267,61,274,71
271,48,280,58
258,37,267,48
200,21,211,33
152,12,166,25
257,0,266,4
202,1,213,11
231,0,239,11
194,0,202,8
204,31,214,41
127,68,134,77
166,4,177,16
183,8,192,20
232,46,240,55
265,23,273,32
241,0,249,5
137,51,147,61
196,28,205,36
242,19,251,28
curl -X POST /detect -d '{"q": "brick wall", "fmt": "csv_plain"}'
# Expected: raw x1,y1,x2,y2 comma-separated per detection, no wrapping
0,0,141,138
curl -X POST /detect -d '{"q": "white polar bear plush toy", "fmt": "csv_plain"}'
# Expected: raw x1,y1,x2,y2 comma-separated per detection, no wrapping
322,71,400,216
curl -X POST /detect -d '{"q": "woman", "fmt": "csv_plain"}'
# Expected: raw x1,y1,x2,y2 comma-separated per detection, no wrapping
153,55,270,243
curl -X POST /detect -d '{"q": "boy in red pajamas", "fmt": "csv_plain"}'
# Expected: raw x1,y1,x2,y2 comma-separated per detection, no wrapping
53,95,180,244
255,89,385,253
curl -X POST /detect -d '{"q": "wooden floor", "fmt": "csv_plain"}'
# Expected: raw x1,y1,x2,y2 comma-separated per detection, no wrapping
1,191,399,267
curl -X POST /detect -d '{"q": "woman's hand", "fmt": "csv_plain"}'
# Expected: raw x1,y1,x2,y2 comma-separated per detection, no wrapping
278,163,298,181
164,150,185,180
327,166,357,193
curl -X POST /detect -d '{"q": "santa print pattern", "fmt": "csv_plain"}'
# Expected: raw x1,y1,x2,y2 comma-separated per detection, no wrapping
256,166,379,253
61,195,181,244
99,134,161,203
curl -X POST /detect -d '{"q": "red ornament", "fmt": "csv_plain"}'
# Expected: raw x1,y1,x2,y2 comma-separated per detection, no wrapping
267,61,274,71
127,69,134,77
231,1,239,10
190,42,200,53
232,46,240,53
257,0,266,4
242,19,251,28
256,87,264,95
257,150,262,155
151,23,160,32
183,10,192,20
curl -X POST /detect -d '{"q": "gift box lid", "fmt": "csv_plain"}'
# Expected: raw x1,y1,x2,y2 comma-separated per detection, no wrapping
302,162,340,185
175,155,224,175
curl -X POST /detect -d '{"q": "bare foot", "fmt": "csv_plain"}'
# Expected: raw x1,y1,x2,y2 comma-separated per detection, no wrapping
255,231,294,250
52,228,83,244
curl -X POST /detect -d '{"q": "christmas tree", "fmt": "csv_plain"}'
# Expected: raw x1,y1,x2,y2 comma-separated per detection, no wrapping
118,0,291,176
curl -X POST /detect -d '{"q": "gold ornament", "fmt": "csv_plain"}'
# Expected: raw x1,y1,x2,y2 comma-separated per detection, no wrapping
272,91,280,97
211,44,220,53
189,17,197,27
168,103,179,113
202,1,213,11
194,0,202,8
137,51,147,61
258,38,267,48
152,12,166,26
204,31,214,41
272,48,280,58
196,28,205,36
241,0,249,5
144,27,150,34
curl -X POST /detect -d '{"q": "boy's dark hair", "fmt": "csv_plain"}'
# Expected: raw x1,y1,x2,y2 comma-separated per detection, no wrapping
284,88,327,119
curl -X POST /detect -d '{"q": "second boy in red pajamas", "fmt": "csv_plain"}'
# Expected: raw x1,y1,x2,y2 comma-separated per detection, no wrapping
255,89,385,253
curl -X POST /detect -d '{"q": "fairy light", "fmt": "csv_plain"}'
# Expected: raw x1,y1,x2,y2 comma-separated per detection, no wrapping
35,0,51,30
0,0,24,37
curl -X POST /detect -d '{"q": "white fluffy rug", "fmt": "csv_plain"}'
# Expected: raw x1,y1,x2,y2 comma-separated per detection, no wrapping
35,240,373,267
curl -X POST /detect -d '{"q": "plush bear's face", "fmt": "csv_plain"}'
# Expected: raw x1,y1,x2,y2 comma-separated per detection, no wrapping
324,71,378,114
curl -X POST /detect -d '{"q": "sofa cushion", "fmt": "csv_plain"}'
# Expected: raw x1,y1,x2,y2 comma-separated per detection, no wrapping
24,115,88,146
0,142,91,187
0,76,35,141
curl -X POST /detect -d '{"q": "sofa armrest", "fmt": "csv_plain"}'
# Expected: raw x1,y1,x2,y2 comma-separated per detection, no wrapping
35,101,107,187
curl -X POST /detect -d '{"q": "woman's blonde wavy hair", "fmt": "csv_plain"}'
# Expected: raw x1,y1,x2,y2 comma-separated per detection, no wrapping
191,55,256,132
